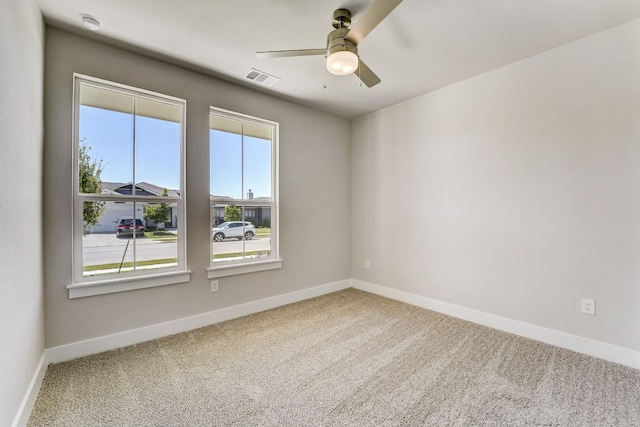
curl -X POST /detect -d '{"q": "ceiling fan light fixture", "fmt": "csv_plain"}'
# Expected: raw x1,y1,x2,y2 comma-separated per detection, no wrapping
256,1,401,87
326,50,358,76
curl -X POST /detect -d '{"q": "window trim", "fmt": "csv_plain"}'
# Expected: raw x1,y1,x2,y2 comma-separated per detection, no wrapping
69,74,189,297
207,107,281,278
68,270,192,298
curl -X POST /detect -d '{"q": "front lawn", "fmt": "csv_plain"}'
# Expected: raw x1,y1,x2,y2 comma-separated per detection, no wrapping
255,228,270,237
83,257,177,272
144,230,177,242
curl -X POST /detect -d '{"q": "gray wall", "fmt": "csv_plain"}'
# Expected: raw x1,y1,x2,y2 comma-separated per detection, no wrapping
351,19,640,352
0,1,45,425
43,28,351,346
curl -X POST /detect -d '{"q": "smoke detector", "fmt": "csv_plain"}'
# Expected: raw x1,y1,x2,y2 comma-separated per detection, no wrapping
80,14,102,31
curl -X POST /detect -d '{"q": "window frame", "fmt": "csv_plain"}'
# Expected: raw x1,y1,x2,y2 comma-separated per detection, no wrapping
69,74,190,298
207,107,281,279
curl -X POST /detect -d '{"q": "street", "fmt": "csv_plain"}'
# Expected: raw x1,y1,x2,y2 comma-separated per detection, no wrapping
82,233,271,268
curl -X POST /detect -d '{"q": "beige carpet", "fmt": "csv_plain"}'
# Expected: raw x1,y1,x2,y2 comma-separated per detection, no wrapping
29,288,640,426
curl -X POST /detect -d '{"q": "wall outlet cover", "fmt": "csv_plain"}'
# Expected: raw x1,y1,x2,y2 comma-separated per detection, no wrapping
581,298,595,315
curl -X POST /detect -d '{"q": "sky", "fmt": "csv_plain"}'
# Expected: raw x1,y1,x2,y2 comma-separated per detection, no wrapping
80,105,272,199
210,129,271,199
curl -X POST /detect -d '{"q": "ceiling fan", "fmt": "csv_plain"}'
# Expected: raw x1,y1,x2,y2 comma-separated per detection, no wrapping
256,0,403,88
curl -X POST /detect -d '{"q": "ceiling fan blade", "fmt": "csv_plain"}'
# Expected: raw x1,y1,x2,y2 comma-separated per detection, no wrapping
356,59,381,88
256,49,326,58
346,0,403,44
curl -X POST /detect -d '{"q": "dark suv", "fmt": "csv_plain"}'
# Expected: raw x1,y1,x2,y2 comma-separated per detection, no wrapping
116,218,145,238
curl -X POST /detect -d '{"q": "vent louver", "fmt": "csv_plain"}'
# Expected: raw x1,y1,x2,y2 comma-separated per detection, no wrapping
245,69,280,87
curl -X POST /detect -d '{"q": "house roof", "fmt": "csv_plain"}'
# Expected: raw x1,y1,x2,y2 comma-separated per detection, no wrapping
211,195,271,204
100,182,269,204
101,182,180,198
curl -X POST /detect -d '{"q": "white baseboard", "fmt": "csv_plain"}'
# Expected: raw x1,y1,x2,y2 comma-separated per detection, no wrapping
45,279,351,364
12,353,48,427
352,279,640,370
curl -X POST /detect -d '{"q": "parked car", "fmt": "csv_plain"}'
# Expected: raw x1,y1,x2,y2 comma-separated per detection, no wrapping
212,221,255,242
116,218,145,238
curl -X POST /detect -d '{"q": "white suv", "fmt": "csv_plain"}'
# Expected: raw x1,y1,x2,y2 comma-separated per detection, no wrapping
212,221,256,242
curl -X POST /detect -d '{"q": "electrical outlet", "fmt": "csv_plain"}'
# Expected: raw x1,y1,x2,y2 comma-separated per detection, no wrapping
581,298,595,315
211,280,219,293
364,260,370,270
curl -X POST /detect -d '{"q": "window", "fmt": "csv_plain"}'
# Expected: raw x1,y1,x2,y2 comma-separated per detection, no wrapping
70,75,189,298
208,108,281,278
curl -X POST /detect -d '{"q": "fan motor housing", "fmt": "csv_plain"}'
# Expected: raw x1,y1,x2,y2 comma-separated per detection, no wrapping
327,27,357,57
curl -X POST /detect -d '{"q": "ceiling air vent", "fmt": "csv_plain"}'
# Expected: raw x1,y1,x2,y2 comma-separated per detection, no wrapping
245,69,280,87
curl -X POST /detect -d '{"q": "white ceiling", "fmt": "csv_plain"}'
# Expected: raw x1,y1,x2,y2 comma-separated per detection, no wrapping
37,0,640,120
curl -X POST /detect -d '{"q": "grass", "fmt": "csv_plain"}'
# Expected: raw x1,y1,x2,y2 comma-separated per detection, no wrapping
213,250,270,259
255,228,271,237
144,230,177,241
83,258,177,272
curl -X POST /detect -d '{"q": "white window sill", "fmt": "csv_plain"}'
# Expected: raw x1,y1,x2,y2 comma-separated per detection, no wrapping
207,259,283,279
67,270,191,299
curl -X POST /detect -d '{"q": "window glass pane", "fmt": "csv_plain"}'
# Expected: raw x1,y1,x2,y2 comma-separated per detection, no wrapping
211,220,271,261
134,98,181,195
244,135,272,200
79,86,134,188
210,128,242,199
82,201,178,277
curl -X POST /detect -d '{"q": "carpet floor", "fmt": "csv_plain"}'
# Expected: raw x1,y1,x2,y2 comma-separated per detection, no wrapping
28,288,640,426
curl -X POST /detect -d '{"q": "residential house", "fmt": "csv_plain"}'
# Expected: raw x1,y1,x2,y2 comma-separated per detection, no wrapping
93,182,180,232
211,191,272,227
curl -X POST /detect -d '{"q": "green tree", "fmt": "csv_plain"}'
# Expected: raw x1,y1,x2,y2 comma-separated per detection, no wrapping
79,140,106,235
224,204,241,222
144,188,171,231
